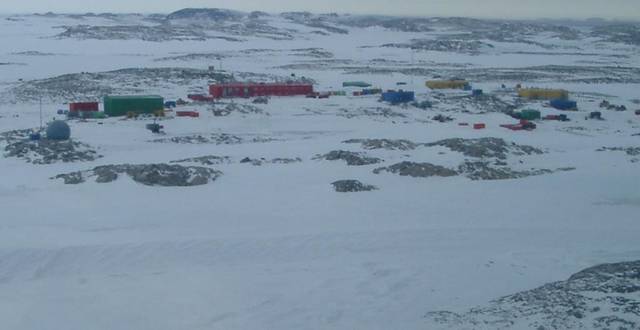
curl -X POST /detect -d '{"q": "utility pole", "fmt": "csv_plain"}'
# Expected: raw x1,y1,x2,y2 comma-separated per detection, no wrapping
410,49,415,87
39,94,43,131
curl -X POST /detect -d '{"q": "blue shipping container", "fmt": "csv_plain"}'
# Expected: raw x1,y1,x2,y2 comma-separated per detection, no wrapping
472,89,483,97
382,91,415,104
550,99,577,110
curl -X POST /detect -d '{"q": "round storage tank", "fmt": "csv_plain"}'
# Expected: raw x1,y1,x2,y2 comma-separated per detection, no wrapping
46,120,71,140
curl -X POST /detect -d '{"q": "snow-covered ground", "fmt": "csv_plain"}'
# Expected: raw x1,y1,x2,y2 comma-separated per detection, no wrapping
0,10,639,329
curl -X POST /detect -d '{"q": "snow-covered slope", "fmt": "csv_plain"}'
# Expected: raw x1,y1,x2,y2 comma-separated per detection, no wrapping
0,9,639,330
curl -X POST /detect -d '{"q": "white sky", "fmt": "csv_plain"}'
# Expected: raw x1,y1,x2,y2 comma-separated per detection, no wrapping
0,0,639,19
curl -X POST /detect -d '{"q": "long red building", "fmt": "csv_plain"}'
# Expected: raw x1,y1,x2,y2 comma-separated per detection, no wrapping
209,83,313,99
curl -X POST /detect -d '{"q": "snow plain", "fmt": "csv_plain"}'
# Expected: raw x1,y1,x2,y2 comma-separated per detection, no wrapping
0,12,639,329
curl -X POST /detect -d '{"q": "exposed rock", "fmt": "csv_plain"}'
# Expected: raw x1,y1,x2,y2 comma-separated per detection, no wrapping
5,67,230,103
152,133,274,145
53,164,221,187
315,150,382,166
3,137,101,165
332,180,378,193
212,103,267,117
338,107,407,119
383,38,494,54
240,157,302,166
597,147,640,156
373,161,458,178
458,161,553,181
343,138,419,151
170,155,231,165
425,260,640,329
166,8,244,21
425,138,543,160
55,24,238,42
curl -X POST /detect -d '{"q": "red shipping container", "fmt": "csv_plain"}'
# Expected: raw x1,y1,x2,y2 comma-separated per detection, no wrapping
176,111,199,118
473,123,486,129
69,102,99,112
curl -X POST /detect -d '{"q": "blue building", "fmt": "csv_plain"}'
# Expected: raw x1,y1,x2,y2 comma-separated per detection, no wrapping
550,99,578,110
381,90,415,104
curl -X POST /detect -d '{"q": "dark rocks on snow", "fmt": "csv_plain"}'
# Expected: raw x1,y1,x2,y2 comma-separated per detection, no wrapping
373,161,458,178
425,137,543,160
212,103,267,117
332,180,378,193
171,155,231,165
425,260,640,329
597,146,640,156
240,157,302,166
4,139,101,164
315,150,382,166
343,138,419,151
53,164,221,187
458,161,552,181
152,133,274,145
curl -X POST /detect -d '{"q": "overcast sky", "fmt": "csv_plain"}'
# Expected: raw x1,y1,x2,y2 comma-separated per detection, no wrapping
0,0,639,19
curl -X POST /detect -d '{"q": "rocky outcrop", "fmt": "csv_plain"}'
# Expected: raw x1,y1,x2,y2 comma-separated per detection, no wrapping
425,137,543,160
331,180,378,193
53,164,221,187
315,150,382,166
343,138,419,151
425,260,640,329
373,161,458,178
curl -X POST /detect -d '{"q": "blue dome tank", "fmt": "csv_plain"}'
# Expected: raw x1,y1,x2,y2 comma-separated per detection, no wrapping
46,120,71,140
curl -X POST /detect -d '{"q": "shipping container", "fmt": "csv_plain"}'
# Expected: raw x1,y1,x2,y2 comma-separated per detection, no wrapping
518,88,569,100
361,88,382,95
550,99,577,111
103,95,164,117
473,123,486,129
209,83,313,99
381,90,415,104
69,102,99,112
518,109,541,120
176,111,200,118
426,80,469,90
472,89,483,97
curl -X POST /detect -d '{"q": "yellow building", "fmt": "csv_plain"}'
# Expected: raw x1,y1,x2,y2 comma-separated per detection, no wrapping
517,88,569,100
426,80,469,90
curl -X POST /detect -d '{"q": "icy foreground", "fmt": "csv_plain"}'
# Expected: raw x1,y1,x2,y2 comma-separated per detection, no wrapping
0,9,639,330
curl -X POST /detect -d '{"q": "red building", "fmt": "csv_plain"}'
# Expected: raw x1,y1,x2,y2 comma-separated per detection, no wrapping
209,83,314,99
69,102,99,112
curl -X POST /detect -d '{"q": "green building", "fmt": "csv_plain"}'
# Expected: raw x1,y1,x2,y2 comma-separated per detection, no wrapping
104,95,164,117
519,109,542,120
342,81,372,88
